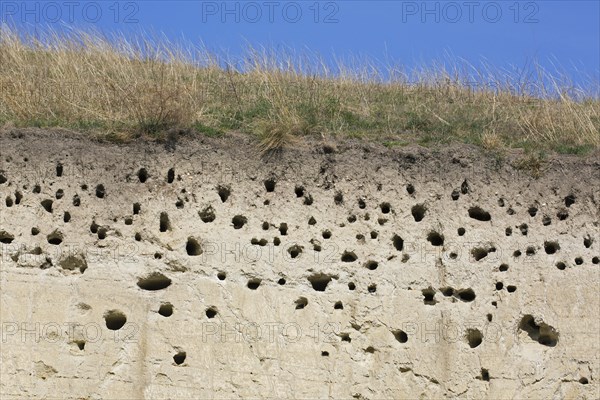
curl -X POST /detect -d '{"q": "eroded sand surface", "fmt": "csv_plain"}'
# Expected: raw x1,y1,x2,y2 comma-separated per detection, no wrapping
1,129,599,399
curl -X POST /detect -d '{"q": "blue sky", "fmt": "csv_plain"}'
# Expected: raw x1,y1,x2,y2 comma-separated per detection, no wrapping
2,1,599,91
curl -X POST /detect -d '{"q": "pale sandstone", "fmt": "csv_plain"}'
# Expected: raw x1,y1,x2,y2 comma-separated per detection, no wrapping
0,129,599,399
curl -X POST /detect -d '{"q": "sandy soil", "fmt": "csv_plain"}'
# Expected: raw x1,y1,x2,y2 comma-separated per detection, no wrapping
0,127,599,399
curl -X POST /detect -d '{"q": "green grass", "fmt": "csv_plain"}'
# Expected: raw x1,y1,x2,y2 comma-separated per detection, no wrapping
193,123,225,138
553,144,595,155
1,26,598,155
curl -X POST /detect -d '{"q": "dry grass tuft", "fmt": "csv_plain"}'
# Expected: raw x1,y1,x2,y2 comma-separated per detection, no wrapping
0,25,598,153
513,151,547,178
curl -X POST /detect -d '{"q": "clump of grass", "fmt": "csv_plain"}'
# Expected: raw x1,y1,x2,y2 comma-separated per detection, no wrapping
513,150,547,178
0,25,598,153
194,122,224,138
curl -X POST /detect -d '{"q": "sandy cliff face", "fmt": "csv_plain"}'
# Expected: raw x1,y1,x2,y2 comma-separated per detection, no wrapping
0,129,599,399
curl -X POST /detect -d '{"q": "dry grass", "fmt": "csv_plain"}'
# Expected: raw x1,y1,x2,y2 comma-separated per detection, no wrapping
0,25,598,153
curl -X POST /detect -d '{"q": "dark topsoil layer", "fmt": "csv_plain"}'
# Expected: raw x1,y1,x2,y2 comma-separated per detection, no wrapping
1,127,599,187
